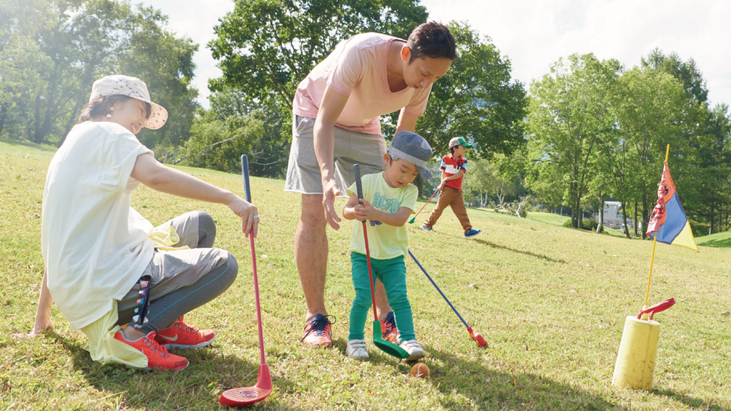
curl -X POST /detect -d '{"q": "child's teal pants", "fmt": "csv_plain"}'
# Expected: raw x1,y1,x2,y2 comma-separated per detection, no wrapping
348,252,415,341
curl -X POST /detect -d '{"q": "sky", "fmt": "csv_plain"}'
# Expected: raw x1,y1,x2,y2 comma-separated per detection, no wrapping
142,0,731,110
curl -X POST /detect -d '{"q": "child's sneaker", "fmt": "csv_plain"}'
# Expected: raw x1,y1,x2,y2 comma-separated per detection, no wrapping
420,224,434,231
381,311,400,344
301,314,334,347
154,315,215,349
399,339,426,361
464,229,481,238
114,331,189,371
346,339,369,361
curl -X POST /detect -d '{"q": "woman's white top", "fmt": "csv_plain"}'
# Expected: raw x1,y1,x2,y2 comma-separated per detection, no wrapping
41,121,154,329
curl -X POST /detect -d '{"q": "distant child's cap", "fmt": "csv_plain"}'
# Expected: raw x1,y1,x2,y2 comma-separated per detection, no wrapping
449,137,472,148
88,75,168,130
388,131,434,179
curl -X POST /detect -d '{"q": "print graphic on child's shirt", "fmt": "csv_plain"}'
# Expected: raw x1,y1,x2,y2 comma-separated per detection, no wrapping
368,192,402,226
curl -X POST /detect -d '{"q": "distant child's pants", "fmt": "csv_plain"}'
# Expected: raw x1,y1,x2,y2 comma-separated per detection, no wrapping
349,253,415,341
423,187,472,233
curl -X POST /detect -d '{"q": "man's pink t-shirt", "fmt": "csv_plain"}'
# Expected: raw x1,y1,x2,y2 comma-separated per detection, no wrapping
292,33,432,135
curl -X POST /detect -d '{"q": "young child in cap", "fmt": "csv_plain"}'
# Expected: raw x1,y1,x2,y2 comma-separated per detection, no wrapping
421,137,481,238
342,130,432,361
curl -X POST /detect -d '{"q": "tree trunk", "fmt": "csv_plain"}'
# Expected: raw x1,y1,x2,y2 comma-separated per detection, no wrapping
622,201,631,239
0,103,7,136
58,98,84,147
596,194,604,234
575,197,582,228
633,201,638,235
641,195,649,240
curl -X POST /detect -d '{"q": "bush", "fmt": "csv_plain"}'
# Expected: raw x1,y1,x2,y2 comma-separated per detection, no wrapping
582,219,598,231
562,219,599,231
690,220,711,237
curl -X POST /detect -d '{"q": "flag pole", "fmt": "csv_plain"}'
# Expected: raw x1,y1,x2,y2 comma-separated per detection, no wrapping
644,144,670,308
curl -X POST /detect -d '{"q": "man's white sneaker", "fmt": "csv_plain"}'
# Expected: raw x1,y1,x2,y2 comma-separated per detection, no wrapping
346,339,369,361
399,339,426,361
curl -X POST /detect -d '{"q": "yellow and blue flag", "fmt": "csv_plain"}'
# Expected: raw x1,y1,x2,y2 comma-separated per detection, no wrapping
645,163,698,252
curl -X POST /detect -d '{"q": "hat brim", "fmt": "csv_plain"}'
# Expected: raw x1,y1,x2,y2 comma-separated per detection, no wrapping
132,98,168,130
419,167,433,180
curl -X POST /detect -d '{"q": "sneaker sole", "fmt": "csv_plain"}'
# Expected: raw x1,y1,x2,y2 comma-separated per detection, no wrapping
160,335,215,350
406,352,426,361
146,361,189,371
302,340,333,347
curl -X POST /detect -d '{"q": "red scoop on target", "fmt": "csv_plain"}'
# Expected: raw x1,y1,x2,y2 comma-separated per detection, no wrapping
636,297,675,320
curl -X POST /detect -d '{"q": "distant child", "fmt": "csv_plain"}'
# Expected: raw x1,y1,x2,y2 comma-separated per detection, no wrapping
342,131,432,361
421,137,481,238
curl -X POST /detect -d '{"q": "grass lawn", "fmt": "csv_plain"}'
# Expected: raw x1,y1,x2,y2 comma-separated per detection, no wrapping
2,138,730,410
697,231,731,248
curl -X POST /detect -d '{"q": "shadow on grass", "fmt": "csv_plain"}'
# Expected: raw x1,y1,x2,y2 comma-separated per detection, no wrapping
473,238,567,264
653,387,729,411
418,346,625,410
51,331,297,410
697,237,731,248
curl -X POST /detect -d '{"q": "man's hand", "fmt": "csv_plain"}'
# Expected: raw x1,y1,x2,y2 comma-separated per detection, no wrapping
322,177,342,230
438,179,447,190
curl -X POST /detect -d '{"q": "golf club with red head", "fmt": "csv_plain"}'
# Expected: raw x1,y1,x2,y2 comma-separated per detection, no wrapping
408,249,488,348
219,155,272,407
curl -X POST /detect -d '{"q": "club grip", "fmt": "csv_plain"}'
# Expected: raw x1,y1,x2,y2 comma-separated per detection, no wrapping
241,154,252,202
354,164,363,202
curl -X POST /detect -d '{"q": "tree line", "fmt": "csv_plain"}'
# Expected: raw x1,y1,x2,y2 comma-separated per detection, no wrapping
0,0,198,150
2,0,728,235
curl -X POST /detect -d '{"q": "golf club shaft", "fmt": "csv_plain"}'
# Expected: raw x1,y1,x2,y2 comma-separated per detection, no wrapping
242,155,266,365
412,188,439,222
250,236,265,365
408,249,470,329
354,164,379,321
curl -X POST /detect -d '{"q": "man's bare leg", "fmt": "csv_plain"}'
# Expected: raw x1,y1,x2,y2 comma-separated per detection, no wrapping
296,194,329,322
375,282,391,321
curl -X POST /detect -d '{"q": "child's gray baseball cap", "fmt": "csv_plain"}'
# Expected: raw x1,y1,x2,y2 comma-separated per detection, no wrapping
387,131,434,179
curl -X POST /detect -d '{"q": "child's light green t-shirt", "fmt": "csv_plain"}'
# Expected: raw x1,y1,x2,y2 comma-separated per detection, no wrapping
347,172,418,259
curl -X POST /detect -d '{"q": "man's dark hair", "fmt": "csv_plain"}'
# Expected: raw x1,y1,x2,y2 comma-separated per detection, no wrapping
407,21,457,63
449,146,456,155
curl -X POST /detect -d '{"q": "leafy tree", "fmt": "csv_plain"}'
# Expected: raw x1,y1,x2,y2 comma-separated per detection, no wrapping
180,88,289,176
527,54,621,228
694,104,731,233
641,49,708,104
209,0,427,111
462,159,494,207
181,107,264,172
0,0,198,149
118,5,199,151
414,22,528,159
614,66,689,237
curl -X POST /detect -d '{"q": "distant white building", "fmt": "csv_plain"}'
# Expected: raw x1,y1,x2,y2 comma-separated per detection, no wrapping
598,201,638,230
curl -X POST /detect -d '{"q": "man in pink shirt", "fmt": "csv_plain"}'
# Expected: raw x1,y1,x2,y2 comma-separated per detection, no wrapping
285,22,456,347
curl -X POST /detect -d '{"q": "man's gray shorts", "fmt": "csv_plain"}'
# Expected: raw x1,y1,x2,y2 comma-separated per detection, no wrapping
285,116,387,195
